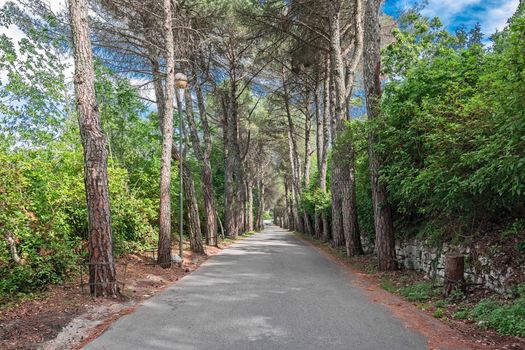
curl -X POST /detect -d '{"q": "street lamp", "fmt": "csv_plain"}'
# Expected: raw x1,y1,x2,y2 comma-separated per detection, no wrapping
175,72,188,266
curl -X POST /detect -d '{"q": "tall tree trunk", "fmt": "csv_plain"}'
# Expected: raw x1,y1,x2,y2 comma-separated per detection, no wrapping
255,181,265,231
201,160,217,245
157,0,175,268
187,77,218,246
247,181,254,232
364,0,396,271
69,0,118,296
282,68,303,232
237,185,245,233
330,162,344,246
284,179,293,230
171,148,204,254
223,92,237,238
303,92,313,235
329,0,364,254
225,59,244,237
320,66,331,242
314,84,324,239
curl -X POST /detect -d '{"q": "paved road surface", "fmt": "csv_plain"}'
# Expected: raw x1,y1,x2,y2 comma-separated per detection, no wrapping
85,225,428,350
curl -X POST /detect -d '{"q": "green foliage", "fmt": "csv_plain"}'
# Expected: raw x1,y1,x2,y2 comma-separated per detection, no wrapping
453,308,469,320
301,186,331,217
0,61,162,298
348,119,375,242
0,145,83,296
433,308,445,318
469,288,525,337
262,211,272,220
378,6,525,241
0,4,68,144
399,282,435,302
380,278,398,293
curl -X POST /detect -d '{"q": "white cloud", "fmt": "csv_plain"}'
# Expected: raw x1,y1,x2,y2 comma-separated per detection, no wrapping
421,0,482,20
483,0,519,34
417,0,519,35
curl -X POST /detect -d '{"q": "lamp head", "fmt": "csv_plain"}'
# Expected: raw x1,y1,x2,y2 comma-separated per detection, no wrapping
175,72,188,89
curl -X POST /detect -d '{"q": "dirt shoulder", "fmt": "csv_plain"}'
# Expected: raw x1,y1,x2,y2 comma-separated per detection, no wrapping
294,232,525,350
0,239,235,350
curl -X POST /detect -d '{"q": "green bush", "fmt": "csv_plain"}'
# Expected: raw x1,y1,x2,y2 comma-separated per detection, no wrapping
377,6,525,242
0,68,161,299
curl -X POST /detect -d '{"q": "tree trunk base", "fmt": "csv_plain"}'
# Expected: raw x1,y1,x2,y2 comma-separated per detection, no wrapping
444,254,466,297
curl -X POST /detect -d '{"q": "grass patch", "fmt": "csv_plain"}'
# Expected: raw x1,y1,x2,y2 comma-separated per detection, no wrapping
242,231,258,237
469,296,525,337
380,278,398,293
433,308,445,318
453,309,469,320
399,282,435,302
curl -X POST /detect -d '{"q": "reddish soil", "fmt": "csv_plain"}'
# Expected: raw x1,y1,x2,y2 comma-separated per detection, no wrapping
0,242,230,350
295,233,525,350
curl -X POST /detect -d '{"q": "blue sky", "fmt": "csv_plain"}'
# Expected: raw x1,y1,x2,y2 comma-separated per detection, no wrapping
384,0,520,37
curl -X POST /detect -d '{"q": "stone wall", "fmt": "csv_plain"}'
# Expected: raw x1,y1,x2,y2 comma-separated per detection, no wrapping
395,240,519,294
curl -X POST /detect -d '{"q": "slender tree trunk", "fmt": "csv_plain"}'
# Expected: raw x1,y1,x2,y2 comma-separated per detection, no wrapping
330,162,344,246
225,60,244,237
223,92,237,238
224,137,236,237
187,78,218,246
303,92,313,235
237,185,245,233
364,0,396,271
156,0,175,268
282,68,303,232
172,93,203,253
319,67,330,193
255,180,265,231
177,152,204,254
314,84,324,239
329,0,364,254
320,66,331,243
201,161,217,245
69,0,118,296
330,6,346,247
247,182,254,232
284,180,293,230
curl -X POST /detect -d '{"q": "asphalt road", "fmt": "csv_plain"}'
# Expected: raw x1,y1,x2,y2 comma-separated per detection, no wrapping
84,225,428,350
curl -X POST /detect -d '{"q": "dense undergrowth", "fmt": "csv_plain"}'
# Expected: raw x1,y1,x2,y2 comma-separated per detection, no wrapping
0,66,163,298
301,6,525,246
382,277,525,338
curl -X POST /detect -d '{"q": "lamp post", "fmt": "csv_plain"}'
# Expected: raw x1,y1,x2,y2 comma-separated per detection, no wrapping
175,72,188,265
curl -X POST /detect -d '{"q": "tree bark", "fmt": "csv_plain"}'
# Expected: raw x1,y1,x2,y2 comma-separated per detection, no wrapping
444,254,466,297
171,147,204,254
186,76,218,246
364,0,396,271
157,0,175,268
282,68,303,232
246,181,254,232
329,0,364,254
284,180,293,230
330,162,344,246
255,181,265,231
69,0,118,296
320,66,331,243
